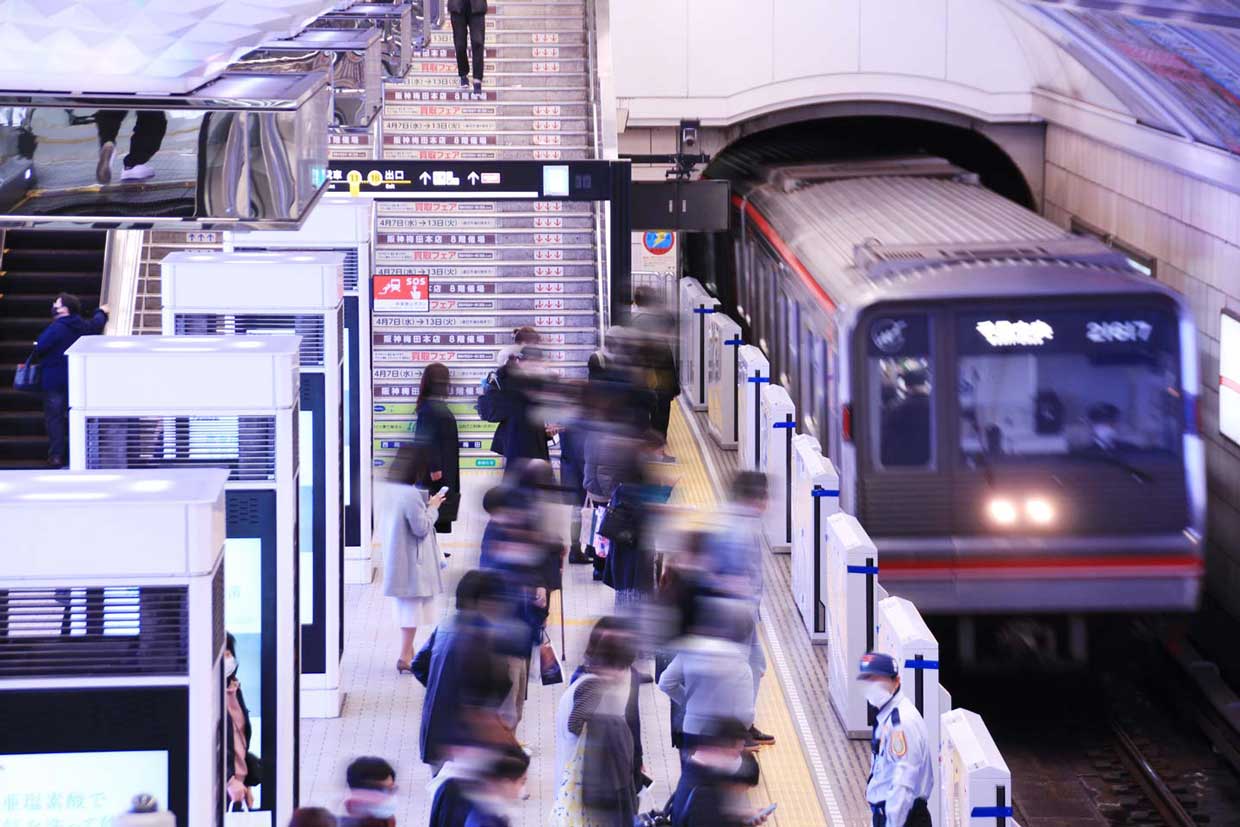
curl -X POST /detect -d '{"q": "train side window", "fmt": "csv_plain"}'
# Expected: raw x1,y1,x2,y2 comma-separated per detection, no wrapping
867,314,935,469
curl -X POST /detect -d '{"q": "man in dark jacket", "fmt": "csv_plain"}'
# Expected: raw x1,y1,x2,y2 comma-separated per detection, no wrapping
670,718,768,827
448,0,488,94
490,349,553,473
33,293,107,467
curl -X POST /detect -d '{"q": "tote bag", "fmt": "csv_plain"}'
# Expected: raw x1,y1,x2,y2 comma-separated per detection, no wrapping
547,724,607,827
13,352,40,393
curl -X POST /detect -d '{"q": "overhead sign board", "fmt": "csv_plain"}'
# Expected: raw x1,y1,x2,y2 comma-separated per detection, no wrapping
328,160,618,201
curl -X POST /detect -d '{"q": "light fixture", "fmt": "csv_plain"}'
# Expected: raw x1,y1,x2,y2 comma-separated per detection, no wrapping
1025,497,1056,526
130,480,173,493
21,492,110,501
104,340,139,349
34,473,121,484
987,498,1018,526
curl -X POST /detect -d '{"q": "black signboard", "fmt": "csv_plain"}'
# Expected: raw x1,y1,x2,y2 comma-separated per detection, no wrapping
632,180,730,231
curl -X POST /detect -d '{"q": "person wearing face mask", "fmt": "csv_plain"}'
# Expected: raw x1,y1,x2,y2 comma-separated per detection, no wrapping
339,756,399,827
463,749,530,827
31,292,108,467
223,633,259,811
858,652,933,827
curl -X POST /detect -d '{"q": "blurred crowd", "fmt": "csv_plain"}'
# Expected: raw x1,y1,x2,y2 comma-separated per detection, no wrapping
210,289,776,827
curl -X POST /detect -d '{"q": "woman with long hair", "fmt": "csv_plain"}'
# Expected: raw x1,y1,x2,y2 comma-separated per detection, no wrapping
383,443,448,673
414,361,461,533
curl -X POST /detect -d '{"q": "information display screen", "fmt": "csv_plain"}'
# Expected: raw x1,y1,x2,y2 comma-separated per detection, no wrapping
299,408,315,626
0,750,169,825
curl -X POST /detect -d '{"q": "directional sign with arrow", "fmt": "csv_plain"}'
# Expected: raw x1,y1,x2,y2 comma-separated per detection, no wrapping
328,160,619,201
467,172,480,185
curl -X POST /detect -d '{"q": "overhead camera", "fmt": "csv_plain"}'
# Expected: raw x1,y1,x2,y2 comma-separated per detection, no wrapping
679,119,700,152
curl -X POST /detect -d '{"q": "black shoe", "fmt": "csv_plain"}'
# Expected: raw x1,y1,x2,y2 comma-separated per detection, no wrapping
473,81,482,94
459,75,469,88
568,548,591,564
748,725,775,745
743,737,760,751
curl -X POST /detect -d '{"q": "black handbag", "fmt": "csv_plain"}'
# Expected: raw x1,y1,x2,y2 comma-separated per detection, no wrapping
13,352,40,393
244,752,264,787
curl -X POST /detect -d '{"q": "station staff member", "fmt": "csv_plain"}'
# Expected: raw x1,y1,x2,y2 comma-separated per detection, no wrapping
859,652,934,827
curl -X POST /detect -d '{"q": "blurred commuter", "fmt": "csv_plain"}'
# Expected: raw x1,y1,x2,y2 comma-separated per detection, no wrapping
339,757,398,827
657,598,756,754
705,471,775,747
95,110,167,183
629,287,679,461
448,0,487,95
428,738,493,827
414,362,461,533
33,293,107,467
550,623,638,827
413,570,516,772
559,382,590,564
859,653,933,827
483,332,554,473
462,748,530,827
562,617,645,792
223,632,259,809
669,718,767,827
383,445,449,673
289,808,337,827
113,794,175,827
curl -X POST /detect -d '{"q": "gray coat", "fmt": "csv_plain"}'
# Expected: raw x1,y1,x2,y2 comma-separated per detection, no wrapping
382,484,443,599
657,638,755,735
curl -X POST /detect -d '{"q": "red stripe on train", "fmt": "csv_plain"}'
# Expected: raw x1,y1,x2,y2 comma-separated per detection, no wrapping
734,194,837,312
880,554,1202,576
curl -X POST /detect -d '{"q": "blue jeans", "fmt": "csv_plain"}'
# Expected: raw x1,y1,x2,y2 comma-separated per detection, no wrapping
43,389,68,464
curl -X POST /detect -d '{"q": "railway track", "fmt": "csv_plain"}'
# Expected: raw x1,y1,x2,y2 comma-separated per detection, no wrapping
955,621,1240,826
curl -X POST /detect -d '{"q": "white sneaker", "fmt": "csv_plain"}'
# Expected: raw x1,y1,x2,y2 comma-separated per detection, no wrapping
120,163,154,182
96,141,114,184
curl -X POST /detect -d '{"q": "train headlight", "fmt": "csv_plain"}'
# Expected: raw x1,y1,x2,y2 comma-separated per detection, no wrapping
987,498,1019,526
1025,497,1056,526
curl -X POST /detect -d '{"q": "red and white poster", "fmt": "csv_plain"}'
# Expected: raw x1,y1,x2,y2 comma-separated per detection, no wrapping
372,274,430,312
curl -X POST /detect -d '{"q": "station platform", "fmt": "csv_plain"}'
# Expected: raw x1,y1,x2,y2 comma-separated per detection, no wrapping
302,402,872,826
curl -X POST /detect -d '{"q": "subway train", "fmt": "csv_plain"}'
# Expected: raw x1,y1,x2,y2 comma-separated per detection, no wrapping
691,157,1205,623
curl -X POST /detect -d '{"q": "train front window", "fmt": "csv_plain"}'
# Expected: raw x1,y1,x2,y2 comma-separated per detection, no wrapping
957,305,1181,464
867,314,935,469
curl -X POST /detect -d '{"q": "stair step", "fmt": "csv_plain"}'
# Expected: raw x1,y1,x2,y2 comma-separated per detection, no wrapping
407,59,587,74
0,249,105,271
0,411,47,436
0,270,103,293
0,316,50,340
0,434,48,458
381,146,591,161
376,215,596,230
5,229,107,251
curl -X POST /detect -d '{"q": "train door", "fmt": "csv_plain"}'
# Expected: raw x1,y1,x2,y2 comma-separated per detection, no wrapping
854,309,954,535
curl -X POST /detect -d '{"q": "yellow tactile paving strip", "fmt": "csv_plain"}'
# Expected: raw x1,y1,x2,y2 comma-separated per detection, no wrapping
665,406,832,827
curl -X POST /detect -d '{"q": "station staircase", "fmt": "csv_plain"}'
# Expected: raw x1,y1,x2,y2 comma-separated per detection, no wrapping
0,230,107,467
372,0,606,469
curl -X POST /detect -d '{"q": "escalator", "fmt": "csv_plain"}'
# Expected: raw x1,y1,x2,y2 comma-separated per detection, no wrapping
0,229,107,467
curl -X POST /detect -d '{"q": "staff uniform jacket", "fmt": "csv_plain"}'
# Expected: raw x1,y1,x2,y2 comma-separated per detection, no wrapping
414,397,461,529
867,689,934,826
33,309,107,392
381,484,443,599
657,636,755,736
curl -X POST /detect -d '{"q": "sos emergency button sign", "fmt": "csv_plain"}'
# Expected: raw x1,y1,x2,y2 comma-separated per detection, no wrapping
373,275,430,312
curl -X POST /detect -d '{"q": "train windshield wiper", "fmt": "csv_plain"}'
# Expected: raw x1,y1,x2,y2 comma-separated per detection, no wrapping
1079,448,1152,484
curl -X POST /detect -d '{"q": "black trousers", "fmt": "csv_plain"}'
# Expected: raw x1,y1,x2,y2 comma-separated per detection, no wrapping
95,110,168,167
450,11,486,80
43,389,68,464
871,798,931,827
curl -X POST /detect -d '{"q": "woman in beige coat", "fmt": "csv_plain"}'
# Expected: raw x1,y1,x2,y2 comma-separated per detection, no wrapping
383,444,449,673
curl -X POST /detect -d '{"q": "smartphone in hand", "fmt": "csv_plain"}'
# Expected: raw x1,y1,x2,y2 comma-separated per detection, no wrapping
747,803,777,825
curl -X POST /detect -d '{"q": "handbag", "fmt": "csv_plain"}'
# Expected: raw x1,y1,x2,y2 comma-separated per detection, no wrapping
225,803,272,827
540,630,563,685
13,352,40,393
244,752,263,787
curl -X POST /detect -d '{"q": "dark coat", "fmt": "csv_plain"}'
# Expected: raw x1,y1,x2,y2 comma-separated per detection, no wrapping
490,364,550,466
572,664,644,786
33,309,107,392
600,486,654,594
670,760,747,827
582,712,636,827
412,612,507,765
558,422,587,504
447,0,487,13
429,777,474,827
415,397,461,529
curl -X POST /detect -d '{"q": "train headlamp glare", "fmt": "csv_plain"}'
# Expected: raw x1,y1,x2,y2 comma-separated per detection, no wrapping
987,498,1018,526
1025,497,1056,526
